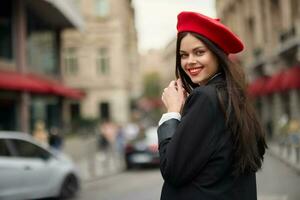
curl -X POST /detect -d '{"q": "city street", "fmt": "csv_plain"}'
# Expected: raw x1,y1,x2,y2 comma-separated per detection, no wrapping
75,152,300,200
75,168,162,200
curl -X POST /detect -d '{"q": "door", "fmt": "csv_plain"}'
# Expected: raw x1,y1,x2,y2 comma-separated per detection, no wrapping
7,139,55,196
0,139,25,198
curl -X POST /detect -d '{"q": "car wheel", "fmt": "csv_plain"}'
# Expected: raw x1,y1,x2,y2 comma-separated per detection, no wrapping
59,174,79,199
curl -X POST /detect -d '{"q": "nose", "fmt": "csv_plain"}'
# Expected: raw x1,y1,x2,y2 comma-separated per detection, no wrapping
187,54,197,65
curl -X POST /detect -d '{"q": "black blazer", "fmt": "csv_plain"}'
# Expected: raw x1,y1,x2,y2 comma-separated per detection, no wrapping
157,75,257,200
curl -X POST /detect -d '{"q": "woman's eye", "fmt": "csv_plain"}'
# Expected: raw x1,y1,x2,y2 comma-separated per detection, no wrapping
195,50,204,56
180,54,188,58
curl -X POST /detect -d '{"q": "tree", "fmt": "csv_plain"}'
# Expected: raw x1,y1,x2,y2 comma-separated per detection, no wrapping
143,72,162,98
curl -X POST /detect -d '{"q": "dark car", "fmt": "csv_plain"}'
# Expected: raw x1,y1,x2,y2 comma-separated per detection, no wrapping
124,126,159,169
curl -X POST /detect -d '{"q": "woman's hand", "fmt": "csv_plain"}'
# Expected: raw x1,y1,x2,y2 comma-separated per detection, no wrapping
161,79,187,113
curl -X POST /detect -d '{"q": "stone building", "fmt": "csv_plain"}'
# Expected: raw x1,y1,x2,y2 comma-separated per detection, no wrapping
162,38,177,86
62,0,140,124
0,0,84,132
216,0,300,136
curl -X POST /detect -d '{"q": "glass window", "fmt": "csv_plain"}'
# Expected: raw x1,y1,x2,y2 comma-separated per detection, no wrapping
96,47,110,75
64,47,79,75
10,139,51,160
0,1,13,60
27,31,57,75
95,0,110,17
0,139,11,156
27,8,59,75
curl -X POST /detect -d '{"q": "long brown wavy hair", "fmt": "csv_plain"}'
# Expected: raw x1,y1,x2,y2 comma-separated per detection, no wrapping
175,32,267,175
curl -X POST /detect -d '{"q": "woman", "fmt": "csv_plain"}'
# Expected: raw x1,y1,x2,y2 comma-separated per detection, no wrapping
158,11,267,200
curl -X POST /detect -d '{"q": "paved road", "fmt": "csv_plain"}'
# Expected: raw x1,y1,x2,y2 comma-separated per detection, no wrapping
257,153,300,200
75,152,300,200
76,168,162,200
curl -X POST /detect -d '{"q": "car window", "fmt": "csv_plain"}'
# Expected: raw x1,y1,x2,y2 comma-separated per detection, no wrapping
0,139,11,157
9,139,51,160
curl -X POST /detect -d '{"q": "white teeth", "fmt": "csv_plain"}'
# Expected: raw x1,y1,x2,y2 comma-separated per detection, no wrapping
190,68,201,73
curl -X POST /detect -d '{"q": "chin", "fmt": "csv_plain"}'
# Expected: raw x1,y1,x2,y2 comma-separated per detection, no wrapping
191,77,204,85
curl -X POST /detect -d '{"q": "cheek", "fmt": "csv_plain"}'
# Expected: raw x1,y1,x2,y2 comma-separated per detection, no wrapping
212,61,219,73
206,58,219,73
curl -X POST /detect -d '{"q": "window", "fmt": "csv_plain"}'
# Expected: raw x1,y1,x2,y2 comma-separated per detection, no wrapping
70,103,80,122
95,0,110,17
0,1,13,60
0,139,11,156
64,47,79,75
27,7,60,75
96,47,110,75
27,32,57,75
10,139,51,160
99,102,110,120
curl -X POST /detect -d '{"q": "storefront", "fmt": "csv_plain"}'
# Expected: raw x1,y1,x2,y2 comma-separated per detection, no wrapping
0,0,84,133
248,65,300,137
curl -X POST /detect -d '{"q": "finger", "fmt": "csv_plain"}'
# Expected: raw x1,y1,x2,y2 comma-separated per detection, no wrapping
168,80,176,88
176,79,184,93
177,78,183,87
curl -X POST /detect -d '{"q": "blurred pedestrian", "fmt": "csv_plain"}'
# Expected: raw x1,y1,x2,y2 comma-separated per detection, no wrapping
48,127,63,150
98,120,119,167
123,121,139,142
115,124,125,154
158,11,267,200
33,120,48,147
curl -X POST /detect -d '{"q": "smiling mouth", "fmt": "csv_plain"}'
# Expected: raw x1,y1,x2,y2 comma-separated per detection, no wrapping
187,67,203,76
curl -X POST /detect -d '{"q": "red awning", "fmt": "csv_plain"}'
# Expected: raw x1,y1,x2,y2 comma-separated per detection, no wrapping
28,74,85,99
0,70,49,93
264,71,286,95
281,66,300,90
0,70,84,99
248,76,270,97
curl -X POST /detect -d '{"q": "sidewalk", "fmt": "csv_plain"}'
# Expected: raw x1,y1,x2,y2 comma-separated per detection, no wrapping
63,135,124,182
257,152,300,200
268,141,300,174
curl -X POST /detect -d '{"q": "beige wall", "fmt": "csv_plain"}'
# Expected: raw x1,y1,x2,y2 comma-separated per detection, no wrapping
62,0,140,124
162,38,177,86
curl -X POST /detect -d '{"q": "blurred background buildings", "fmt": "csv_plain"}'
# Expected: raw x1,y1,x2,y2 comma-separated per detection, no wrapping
0,0,142,134
62,0,141,125
216,0,300,138
1,0,300,141
1,1,300,197
0,0,84,133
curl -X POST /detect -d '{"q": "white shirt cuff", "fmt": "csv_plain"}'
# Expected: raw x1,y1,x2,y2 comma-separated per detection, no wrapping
158,112,181,126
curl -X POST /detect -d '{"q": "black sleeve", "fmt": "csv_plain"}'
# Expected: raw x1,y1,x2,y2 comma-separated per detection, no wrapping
157,88,220,187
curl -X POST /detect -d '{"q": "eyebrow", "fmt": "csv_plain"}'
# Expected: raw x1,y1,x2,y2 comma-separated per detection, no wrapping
179,46,206,53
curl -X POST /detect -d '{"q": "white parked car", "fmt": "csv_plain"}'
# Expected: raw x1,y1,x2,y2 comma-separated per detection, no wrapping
0,131,80,200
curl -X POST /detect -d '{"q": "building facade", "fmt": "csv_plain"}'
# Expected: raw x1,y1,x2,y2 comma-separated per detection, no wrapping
0,0,84,133
163,38,177,86
139,37,177,90
62,0,140,124
216,0,300,136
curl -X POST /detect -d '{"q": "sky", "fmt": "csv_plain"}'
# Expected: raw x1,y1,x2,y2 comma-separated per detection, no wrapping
132,0,216,52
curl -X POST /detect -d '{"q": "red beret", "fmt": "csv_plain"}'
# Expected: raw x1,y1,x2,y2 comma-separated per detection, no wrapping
177,11,244,54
